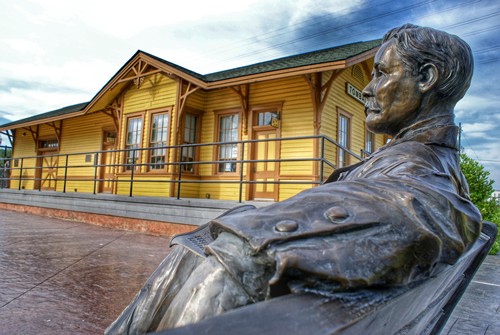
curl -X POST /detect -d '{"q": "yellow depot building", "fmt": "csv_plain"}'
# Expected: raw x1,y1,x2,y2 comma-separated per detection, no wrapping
0,39,385,203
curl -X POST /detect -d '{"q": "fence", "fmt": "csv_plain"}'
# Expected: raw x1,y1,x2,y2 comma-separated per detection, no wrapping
0,136,362,202
0,145,11,189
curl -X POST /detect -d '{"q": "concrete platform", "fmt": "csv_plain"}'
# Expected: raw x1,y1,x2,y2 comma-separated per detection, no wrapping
0,189,271,237
0,209,498,335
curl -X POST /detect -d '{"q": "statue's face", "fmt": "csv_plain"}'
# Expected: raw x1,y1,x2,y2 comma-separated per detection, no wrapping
363,39,423,136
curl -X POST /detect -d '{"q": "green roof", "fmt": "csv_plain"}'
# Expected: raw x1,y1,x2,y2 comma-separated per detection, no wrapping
203,39,381,82
0,102,88,129
143,39,381,82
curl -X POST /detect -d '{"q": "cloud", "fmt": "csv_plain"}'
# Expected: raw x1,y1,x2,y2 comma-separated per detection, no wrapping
461,122,497,134
23,0,266,39
0,87,89,121
0,115,11,124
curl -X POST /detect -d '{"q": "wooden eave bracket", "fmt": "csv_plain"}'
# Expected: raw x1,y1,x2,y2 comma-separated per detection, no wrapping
303,71,339,130
22,125,39,151
113,59,167,89
230,84,250,134
46,120,62,143
176,79,200,132
102,99,121,131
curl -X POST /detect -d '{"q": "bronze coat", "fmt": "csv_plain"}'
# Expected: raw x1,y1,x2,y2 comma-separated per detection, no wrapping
210,125,481,292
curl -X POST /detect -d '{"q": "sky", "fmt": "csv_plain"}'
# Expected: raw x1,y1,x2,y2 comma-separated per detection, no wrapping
0,0,499,187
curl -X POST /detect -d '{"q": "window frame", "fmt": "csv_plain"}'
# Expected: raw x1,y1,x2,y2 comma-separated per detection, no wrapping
213,108,241,175
37,138,59,152
337,109,352,168
364,127,375,156
123,113,144,172
147,108,171,172
180,109,202,175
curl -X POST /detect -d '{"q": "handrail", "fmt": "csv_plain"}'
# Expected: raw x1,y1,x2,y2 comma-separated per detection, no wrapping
0,135,361,201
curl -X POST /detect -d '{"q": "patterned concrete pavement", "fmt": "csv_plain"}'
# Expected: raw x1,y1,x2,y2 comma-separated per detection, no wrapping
0,209,171,334
0,209,498,334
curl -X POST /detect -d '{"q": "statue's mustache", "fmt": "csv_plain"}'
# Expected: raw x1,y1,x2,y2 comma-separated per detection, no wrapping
364,100,381,116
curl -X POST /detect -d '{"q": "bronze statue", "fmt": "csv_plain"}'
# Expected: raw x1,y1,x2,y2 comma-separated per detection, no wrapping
105,24,481,334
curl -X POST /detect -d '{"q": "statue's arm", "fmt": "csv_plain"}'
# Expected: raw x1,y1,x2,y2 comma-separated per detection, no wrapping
211,145,481,292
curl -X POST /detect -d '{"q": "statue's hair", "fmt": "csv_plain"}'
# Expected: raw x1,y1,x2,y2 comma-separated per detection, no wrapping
382,23,474,103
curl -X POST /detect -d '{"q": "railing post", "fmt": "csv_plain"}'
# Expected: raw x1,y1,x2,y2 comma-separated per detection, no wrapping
38,155,42,192
93,152,99,195
129,150,135,197
320,136,325,183
177,146,183,200
18,158,23,190
63,154,69,193
239,142,245,203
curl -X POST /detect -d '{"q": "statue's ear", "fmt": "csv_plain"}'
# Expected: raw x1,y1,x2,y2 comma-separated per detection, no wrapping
418,63,438,93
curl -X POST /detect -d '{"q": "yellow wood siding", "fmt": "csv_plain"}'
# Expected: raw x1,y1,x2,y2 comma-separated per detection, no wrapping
122,74,177,114
186,89,206,111
250,77,315,200
116,175,172,197
196,87,241,200
321,60,381,177
114,73,178,197
8,57,381,202
56,112,115,193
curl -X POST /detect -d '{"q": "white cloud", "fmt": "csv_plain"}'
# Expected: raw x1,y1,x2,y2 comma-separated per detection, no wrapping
4,38,47,58
0,88,89,121
461,122,497,134
455,94,497,113
288,0,365,24
24,0,266,39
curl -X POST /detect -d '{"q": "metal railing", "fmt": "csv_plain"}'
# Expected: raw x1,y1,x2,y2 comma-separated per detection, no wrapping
0,135,361,202
0,145,12,189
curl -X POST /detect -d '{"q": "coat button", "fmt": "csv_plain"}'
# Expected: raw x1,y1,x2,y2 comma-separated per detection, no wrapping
275,220,299,232
324,206,349,222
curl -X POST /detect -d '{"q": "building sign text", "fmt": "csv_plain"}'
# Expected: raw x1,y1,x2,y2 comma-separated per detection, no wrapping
346,83,366,105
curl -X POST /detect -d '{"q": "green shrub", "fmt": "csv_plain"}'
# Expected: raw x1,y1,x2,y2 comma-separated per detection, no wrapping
485,208,500,255
459,153,499,255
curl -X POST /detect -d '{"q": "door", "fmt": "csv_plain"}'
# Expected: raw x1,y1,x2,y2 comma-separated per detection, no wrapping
99,131,116,193
250,129,279,200
35,151,58,190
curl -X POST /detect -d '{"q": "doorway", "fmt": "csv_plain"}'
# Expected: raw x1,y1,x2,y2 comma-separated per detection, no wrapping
35,139,59,191
98,130,117,193
249,110,280,201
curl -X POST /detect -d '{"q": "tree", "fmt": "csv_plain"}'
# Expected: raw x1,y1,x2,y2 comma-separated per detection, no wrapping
460,153,499,254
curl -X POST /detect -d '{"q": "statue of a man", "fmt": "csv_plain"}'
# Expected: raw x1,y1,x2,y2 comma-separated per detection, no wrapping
106,24,481,334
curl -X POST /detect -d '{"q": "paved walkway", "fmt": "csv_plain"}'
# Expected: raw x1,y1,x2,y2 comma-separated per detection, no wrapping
0,209,498,334
0,209,170,335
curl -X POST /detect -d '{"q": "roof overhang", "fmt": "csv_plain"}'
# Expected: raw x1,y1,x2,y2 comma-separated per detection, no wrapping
0,109,85,132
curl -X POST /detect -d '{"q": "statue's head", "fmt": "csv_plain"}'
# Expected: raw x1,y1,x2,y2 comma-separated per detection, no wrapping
363,24,474,136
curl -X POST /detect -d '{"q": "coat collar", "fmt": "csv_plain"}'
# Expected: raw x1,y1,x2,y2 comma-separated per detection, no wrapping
386,115,458,151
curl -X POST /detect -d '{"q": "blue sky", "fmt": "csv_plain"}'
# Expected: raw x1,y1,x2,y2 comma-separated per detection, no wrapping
0,0,499,187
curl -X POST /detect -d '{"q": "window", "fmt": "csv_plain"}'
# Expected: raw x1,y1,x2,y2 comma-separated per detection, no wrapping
217,113,239,173
257,111,279,126
337,112,351,168
39,139,59,150
365,129,375,156
125,117,142,171
181,113,199,173
149,112,169,170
